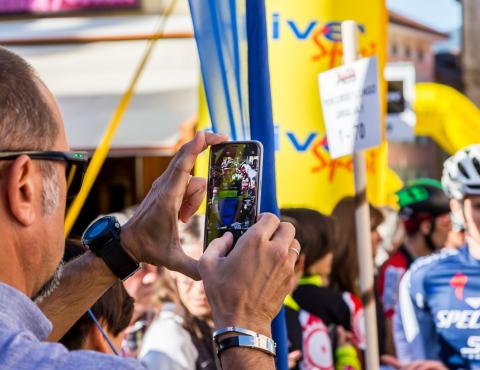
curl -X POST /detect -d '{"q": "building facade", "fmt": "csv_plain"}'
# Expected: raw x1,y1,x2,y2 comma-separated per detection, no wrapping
387,11,449,181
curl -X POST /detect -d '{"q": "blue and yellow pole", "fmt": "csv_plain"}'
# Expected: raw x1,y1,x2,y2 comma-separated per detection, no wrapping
246,1,288,369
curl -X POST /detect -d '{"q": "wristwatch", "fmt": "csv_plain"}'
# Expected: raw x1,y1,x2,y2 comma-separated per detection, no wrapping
82,215,139,280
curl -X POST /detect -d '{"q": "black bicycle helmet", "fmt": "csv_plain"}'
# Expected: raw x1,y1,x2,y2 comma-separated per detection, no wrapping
397,178,450,219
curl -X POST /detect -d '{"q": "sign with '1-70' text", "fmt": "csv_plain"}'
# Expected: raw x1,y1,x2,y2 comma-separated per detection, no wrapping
318,56,382,159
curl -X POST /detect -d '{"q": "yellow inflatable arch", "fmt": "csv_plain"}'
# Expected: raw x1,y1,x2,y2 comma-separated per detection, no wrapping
415,83,480,155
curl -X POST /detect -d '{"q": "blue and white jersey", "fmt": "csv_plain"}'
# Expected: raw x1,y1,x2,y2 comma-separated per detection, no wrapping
397,246,480,369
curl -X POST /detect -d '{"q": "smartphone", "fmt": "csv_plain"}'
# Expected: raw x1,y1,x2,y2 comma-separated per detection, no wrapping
204,141,263,250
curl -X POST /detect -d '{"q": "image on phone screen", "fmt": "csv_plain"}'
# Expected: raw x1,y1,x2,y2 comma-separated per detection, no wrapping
204,141,262,249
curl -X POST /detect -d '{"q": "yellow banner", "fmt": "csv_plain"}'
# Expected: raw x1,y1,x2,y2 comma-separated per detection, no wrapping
197,0,401,214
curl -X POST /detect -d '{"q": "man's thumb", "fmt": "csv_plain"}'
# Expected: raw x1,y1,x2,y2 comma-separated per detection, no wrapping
204,232,234,259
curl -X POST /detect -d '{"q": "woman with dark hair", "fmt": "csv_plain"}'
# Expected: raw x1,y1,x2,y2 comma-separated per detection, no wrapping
139,215,217,370
281,208,361,370
330,195,386,357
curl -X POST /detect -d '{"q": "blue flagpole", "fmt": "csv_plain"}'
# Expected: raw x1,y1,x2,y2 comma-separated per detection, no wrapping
246,0,289,369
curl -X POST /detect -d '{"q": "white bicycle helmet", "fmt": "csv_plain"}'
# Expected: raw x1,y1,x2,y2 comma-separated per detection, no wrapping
442,144,480,200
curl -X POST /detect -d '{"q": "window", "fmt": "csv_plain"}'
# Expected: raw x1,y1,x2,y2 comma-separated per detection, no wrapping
405,45,411,58
417,48,424,61
391,42,398,56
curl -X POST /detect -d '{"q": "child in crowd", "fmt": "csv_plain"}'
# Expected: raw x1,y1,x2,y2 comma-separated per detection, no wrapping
281,208,361,370
330,196,387,357
139,215,218,370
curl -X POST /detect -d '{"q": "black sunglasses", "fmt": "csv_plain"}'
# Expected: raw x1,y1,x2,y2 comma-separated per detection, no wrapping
0,151,89,200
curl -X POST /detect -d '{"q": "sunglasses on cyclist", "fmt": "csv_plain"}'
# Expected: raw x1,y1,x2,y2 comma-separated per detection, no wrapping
0,151,89,200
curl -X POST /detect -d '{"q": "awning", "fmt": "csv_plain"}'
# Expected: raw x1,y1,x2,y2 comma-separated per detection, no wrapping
4,15,199,156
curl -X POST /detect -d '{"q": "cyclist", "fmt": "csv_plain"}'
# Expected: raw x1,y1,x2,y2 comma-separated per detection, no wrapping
396,145,480,369
377,179,451,355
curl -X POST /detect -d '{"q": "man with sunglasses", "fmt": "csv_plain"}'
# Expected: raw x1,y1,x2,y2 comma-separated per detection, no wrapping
0,48,300,370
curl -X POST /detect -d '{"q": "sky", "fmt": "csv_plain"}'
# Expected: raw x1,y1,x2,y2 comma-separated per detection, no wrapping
387,0,462,32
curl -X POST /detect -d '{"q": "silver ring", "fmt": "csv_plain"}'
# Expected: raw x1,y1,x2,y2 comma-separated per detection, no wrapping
288,247,301,258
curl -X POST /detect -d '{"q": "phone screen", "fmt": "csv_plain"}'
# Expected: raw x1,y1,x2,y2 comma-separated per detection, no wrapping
204,141,262,249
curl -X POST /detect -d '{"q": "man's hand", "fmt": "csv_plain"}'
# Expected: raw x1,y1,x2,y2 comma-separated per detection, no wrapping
199,213,299,336
120,132,227,280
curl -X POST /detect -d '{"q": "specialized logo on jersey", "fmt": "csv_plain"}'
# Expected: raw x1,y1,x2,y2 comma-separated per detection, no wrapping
461,336,480,360
435,272,480,360
451,272,469,300
437,310,480,329
465,297,480,310
298,310,334,370
436,273,480,330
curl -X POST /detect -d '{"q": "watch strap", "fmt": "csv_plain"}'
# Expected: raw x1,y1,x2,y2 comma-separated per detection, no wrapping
95,237,139,280
216,335,276,358
213,326,272,344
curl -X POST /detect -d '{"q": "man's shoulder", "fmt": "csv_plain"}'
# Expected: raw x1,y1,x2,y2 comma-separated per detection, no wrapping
407,248,460,299
64,349,142,370
410,248,460,277
0,333,141,370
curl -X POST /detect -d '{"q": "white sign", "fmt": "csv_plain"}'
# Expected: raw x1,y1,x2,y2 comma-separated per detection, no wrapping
385,63,416,142
318,56,382,159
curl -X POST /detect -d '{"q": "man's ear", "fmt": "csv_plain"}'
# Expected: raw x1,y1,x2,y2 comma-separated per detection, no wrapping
88,322,111,354
419,219,433,236
6,156,38,226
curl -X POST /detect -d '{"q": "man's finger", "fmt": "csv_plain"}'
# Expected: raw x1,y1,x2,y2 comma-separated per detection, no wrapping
164,132,227,192
179,177,207,222
203,232,234,259
271,221,296,245
249,213,281,241
163,132,206,190
205,131,229,146
286,239,301,268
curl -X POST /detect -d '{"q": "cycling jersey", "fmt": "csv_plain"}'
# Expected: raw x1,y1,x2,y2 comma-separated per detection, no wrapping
377,245,414,318
397,246,480,369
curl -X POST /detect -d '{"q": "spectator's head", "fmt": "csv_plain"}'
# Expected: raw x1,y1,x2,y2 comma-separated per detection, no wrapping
281,208,336,281
397,178,451,251
0,47,71,300
172,215,211,319
59,240,134,353
331,196,384,296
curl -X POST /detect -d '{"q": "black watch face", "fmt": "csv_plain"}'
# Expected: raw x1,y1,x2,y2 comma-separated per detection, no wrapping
86,217,110,240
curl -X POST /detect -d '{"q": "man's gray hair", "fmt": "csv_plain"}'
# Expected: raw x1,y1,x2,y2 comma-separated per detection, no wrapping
0,47,58,151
